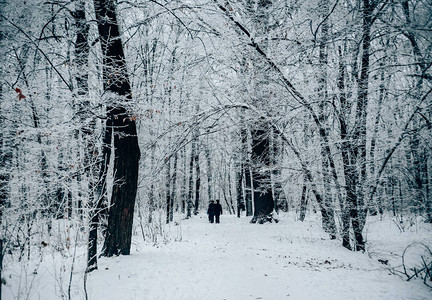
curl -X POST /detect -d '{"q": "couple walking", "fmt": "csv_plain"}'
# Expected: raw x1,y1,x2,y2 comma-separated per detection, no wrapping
207,200,222,223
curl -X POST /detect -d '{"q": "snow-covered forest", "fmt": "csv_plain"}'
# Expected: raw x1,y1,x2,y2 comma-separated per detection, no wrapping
0,0,431,299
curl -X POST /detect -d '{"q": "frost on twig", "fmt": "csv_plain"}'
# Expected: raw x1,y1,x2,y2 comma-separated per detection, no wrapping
402,242,432,288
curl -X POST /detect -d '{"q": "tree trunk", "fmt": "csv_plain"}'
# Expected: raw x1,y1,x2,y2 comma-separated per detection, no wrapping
72,0,100,272
347,0,373,251
0,81,9,222
317,0,336,239
250,122,274,223
148,143,156,223
245,167,253,217
0,83,5,300
272,129,288,212
227,169,235,214
94,0,141,257
193,128,201,215
187,139,195,219
235,136,245,218
102,108,140,256
299,178,308,222
170,152,178,222
369,60,386,216
0,239,3,300
236,166,244,218
337,45,352,249
165,158,171,224
181,147,187,213
241,118,253,216
205,145,213,207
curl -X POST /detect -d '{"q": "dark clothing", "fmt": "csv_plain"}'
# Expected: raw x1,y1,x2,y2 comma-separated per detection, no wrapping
214,203,222,224
207,202,215,223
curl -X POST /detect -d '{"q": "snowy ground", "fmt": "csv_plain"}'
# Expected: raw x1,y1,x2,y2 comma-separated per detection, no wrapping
3,213,432,300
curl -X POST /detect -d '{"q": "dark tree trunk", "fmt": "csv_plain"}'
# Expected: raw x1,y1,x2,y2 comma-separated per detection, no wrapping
72,0,100,272
245,167,253,216
94,0,141,257
165,158,171,224
320,155,336,239
345,0,373,251
0,83,5,300
102,110,140,256
241,122,253,216
227,170,235,214
193,129,201,215
187,140,195,219
0,239,3,300
369,60,386,216
425,154,432,222
299,179,308,222
317,0,336,239
337,46,352,249
148,143,156,223
87,206,99,272
411,125,428,217
170,152,178,222
181,147,187,213
248,1,274,224
95,115,112,228
0,82,9,223
67,182,73,219
236,161,244,218
205,146,213,208
250,122,274,223
272,130,288,212
73,2,89,97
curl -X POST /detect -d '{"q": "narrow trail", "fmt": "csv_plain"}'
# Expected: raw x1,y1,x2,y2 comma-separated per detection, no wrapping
87,214,431,300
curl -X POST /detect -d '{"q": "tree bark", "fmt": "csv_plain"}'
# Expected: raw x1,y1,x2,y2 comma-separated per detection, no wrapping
348,0,373,251
299,178,308,222
165,158,171,224
317,0,336,238
272,129,288,212
250,122,274,223
94,0,141,257
241,120,253,216
336,46,351,249
369,59,386,216
193,128,201,215
170,152,178,222
187,138,195,218
181,147,187,213
205,145,213,208
72,0,100,272
0,82,5,300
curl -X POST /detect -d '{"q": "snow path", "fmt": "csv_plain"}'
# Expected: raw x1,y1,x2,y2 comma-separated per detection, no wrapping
85,214,431,300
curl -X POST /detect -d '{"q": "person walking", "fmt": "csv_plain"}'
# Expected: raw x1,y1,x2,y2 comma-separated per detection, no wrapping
214,200,222,224
207,200,215,223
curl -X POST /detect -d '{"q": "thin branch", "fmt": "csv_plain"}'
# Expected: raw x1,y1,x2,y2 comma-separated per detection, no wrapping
368,88,432,202
149,0,194,39
311,0,340,42
0,14,73,92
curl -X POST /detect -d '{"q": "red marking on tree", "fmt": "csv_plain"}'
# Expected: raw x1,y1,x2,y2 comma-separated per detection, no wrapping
15,87,26,100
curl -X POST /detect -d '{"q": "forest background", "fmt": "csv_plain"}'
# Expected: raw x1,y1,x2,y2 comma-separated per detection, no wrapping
0,0,431,297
